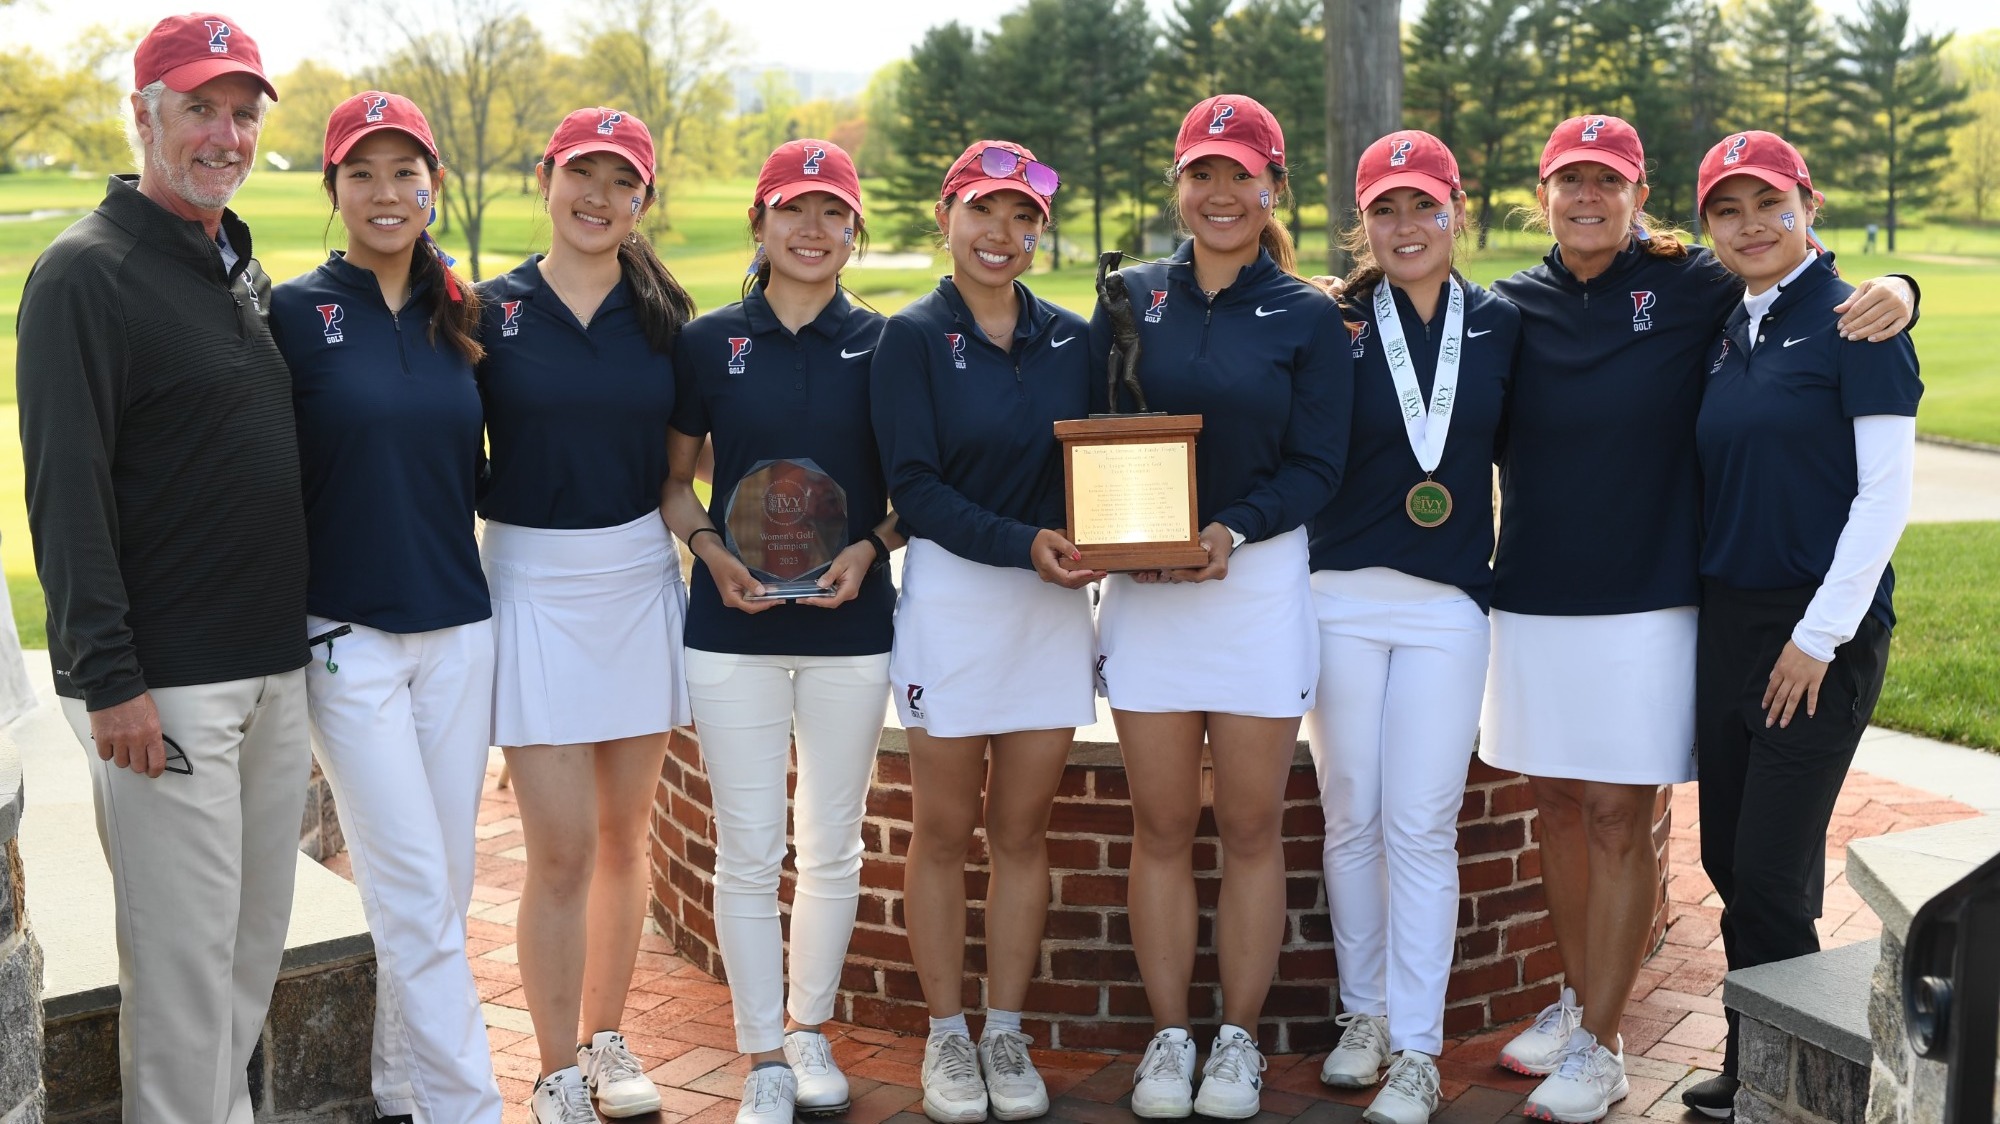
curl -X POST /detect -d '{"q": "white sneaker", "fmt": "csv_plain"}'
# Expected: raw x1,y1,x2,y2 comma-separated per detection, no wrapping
1363,1052,1440,1124
1522,1029,1629,1123
579,1030,662,1118
921,1032,989,1123
1499,987,1584,1076
531,1067,599,1124
1192,1026,1265,1120
1320,1012,1391,1088
785,1030,851,1115
980,1030,1049,1120
738,1066,798,1124
1131,1029,1196,1119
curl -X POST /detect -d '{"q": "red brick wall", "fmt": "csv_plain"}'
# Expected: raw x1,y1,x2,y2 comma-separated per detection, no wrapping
650,728,1672,1054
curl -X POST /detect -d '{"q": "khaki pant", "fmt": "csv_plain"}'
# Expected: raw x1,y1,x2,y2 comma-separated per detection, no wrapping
61,669,310,1124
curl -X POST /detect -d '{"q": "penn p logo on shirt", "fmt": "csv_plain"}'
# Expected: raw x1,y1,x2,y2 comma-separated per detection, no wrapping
499,300,523,337
727,337,752,375
315,303,344,344
946,332,967,369
1144,290,1168,324
1631,290,1656,332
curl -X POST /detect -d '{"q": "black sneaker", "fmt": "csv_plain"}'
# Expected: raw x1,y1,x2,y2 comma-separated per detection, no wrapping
1682,1073,1739,1119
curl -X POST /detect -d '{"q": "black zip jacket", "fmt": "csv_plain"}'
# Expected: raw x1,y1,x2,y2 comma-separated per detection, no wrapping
17,175,308,709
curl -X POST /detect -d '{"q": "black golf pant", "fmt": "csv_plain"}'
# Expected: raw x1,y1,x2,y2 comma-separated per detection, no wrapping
1695,580,1892,1075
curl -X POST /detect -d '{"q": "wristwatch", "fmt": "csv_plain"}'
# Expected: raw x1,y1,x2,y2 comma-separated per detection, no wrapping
865,532,892,575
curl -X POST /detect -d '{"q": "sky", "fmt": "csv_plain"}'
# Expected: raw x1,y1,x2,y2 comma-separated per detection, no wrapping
7,0,1996,85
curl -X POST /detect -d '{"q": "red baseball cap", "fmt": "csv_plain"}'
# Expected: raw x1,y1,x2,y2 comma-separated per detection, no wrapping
544,107,655,185
1539,115,1645,182
1698,131,1817,213
1356,130,1461,209
324,91,436,166
133,13,277,101
1175,95,1286,175
940,140,1052,218
755,139,863,216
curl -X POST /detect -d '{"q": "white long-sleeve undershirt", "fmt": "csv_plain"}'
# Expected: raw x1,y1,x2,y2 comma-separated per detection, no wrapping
1792,414,1915,662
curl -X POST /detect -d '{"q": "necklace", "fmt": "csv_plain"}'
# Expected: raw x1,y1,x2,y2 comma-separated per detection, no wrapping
539,266,609,328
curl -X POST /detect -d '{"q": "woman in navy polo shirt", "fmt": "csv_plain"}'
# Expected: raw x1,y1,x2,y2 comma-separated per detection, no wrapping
1094,95,1349,1121
660,139,899,1124
1687,131,1920,1117
475,106,697,1124
872,139,1099,1124
1474,115,1915,1124
270,90,500,1124
1304,131,1515,1124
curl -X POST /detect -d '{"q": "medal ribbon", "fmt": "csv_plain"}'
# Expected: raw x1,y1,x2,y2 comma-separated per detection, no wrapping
1371,276,1464,475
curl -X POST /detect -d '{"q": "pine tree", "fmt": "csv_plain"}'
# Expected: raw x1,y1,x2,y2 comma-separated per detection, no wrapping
1057,0,1158,259
1735,0,1838,150
1665,1,1738,226
1405,0,1470,150
1158,0,1234,111
1457,0,1542,247
982,0,1080,266
1220,0,1327,239
1830,0,1972,250
883,23,986,248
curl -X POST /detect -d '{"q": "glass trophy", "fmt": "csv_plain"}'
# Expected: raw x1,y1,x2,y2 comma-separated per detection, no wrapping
721,458,850,600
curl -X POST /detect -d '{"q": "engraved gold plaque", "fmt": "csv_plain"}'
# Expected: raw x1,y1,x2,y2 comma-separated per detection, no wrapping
1054,414,1209,572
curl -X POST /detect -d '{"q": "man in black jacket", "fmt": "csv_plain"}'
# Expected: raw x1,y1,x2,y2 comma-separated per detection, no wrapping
17,14,310,1123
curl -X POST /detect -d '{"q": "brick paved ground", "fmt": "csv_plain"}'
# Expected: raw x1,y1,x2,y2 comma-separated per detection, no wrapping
319,762,1978,1124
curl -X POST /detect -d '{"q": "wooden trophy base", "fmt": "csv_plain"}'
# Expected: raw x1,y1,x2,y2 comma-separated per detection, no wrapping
1054,414,1207,572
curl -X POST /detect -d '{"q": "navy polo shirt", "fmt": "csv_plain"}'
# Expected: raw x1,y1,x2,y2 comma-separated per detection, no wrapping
671,286,891,656
475,255,675,529
1309,278,1517,609
1696,253,1922,628
871,277,1090,570
270,252,489,633
1088,241,1350,543
1489,242,1742,615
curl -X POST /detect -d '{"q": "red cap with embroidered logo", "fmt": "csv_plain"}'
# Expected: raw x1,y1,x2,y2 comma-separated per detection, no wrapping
940,140,1052,218
755,139,863,217
543,107,655,185
1175,94,1285,174
134,13,277,101
324,91,436,166
1539,115,1645,182
1698,131,1816,214
1355,130,1461,209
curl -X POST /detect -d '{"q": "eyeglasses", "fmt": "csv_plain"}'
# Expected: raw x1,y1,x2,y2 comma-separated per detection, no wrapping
980,147,1061,198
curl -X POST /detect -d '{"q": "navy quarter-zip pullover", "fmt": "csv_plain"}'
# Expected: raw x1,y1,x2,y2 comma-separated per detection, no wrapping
1490,242,1738,615
271,252,490,633
475,255,676,529
1696,253,1922,629
1309,278,1517,609
871,277,1090,570
673,285,892,655
1088,241,1351,543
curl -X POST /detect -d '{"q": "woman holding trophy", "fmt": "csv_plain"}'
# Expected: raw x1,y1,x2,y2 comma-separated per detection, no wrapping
661,139,901,1124
1091,95,1350,1121
871,139,1100,1124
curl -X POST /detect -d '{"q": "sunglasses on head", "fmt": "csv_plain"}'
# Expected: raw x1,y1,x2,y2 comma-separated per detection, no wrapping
979,147,1061,198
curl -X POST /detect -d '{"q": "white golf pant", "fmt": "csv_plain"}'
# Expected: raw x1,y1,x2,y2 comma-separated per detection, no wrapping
1305,568,1490,1056
60,670,310,1124
684,648,890,1054
304,615,502,1123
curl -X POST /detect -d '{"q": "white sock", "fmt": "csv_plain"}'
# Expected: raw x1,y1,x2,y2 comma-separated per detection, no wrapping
1218,1023,1253,1044
929,1013,970,1040
1155,1027,1190,1042
983,1009,1023,1037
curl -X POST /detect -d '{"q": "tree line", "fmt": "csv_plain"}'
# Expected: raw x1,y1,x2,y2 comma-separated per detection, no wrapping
877,0,1972,259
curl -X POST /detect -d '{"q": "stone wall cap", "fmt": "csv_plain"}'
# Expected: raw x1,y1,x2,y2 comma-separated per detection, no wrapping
1847,815,2000,942
1723,936,1877,1064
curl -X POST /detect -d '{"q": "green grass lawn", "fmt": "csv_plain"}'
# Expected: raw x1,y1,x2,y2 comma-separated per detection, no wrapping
1877,522,2000,752
3,171,1997,749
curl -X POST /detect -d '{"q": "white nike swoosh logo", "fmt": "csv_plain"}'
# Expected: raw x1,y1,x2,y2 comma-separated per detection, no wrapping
1254,306,1286,317
1051,336,1075,348
1467,329,1493,338
841,348,873,359
1782,336,1810,347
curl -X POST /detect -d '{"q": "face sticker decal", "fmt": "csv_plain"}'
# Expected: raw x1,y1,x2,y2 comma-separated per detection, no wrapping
1024,233,1037,251
843,227,854,246
415,188,430,210
1781,211,1796,231
1259,189,1271,209
1435,211,1450,230
630,197,643,216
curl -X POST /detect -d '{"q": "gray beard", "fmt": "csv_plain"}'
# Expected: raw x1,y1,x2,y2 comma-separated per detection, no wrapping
146,133,252,211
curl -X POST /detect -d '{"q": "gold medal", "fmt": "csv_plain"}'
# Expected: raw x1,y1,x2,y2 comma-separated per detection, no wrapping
1406,479,1452,527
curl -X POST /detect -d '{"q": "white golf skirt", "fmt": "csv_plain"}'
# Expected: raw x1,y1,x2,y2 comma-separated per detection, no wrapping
888,537,1097,738
1095,526,1318,718
482,511,690,747
1478,606,1698,785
